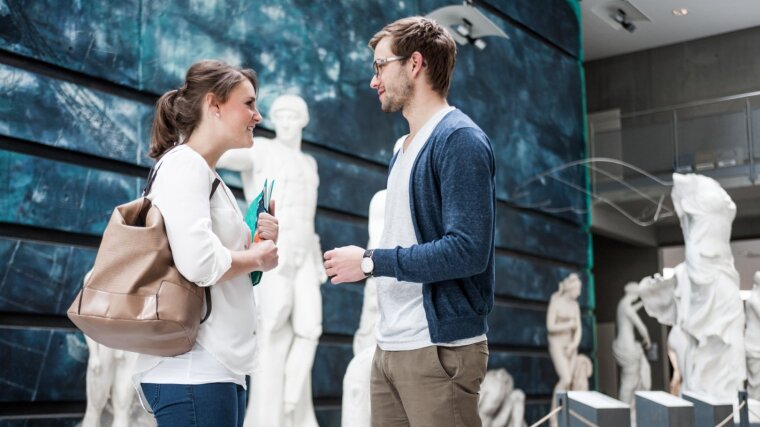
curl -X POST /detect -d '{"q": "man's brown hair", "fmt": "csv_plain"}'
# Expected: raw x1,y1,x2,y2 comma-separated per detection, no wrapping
369,16,457,98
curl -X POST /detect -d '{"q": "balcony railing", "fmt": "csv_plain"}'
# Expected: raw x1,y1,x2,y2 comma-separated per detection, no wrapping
589,90,760,198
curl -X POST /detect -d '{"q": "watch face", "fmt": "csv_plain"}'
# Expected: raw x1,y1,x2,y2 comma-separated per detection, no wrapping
361,257,374,274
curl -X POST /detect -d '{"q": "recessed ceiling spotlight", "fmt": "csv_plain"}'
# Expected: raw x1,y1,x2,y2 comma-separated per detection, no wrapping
672,8,688,17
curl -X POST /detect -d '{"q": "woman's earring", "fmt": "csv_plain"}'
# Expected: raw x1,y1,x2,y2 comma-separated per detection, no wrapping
215,112,221,118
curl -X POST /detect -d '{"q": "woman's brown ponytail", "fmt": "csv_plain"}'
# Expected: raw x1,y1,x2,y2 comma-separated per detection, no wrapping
148,89,179,159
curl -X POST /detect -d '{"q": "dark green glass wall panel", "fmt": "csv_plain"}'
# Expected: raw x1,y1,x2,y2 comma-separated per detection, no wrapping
0,0,141,86
0,238,95,315
0,151,141,235
0,328,87,402
0,64,152,166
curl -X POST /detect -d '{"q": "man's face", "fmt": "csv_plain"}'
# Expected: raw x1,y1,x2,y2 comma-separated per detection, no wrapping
370,37,413,113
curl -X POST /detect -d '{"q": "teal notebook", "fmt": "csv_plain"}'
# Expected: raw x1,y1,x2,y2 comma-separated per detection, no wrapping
244,179,274,286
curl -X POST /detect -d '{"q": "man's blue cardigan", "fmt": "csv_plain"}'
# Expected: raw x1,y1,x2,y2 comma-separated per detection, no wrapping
372,109,496,343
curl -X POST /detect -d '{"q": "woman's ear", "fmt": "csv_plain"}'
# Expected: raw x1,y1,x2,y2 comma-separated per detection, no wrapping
205,93,221,118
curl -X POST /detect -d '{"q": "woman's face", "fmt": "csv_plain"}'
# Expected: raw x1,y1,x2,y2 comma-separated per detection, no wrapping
217,79,262,149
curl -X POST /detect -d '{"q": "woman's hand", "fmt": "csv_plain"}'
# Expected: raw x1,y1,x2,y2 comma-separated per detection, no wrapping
218,239,279,283
257,199,278,243
250,239,278,272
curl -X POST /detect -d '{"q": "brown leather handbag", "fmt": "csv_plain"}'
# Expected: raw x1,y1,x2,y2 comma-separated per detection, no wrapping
67,164,221,357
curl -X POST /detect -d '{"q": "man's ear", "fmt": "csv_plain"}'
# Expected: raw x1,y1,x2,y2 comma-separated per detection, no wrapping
410,51,426,78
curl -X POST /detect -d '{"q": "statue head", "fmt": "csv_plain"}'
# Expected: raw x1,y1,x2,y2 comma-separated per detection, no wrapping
624,281,639,295
559,273,582,300
269,94,309,147
671,173,736,223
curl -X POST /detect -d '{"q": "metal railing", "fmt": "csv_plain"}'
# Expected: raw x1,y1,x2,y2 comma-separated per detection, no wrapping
589,89,760,197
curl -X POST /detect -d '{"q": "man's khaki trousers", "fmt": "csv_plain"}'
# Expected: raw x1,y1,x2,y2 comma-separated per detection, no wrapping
370,341,489,427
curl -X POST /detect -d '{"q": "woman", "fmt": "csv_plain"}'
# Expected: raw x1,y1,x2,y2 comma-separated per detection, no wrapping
132,60,279,427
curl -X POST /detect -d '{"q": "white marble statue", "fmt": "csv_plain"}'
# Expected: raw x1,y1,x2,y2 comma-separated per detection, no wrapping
478,368,526,427
570,354,593,391
638,173,745,402
547,273,583,426
341,190,385,427
547,273,583,394
612,282,652,404
745,272,760,400
82,337,154,427
218,94,325,427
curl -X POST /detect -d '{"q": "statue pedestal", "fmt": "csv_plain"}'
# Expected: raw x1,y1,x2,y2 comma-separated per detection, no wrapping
682,391,734,427
567,391,630,427
635,391,693,427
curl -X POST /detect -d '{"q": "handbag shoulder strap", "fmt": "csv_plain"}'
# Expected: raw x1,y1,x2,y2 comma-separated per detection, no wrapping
142,163,162,197
142,159,222,324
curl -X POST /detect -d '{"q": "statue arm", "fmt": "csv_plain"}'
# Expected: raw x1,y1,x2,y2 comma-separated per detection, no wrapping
546,299,576,333
571,309,582,348
625,305,651,346
638,273,678,326
217,147,254,172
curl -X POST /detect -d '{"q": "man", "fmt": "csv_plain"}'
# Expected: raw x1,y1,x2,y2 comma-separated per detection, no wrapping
323,16,496,426
217,94,324,427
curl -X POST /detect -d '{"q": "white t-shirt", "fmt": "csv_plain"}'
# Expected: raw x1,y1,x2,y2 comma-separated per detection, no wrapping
132,145,258,399
375,106,486,351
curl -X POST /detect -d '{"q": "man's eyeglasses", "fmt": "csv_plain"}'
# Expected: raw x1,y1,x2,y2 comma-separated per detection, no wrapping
372,56,408,77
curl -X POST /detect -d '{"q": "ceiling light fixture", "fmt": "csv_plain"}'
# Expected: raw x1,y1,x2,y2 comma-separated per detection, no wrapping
672,8,688,17
611,8,636,33
426,1,509,51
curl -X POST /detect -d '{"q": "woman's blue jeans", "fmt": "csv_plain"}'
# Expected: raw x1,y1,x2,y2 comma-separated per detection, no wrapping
141,382,246,427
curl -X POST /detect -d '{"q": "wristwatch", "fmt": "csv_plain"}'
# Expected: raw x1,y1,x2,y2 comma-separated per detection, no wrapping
360,249,375,277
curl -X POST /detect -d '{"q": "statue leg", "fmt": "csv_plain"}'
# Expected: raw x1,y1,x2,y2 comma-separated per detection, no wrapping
285,267,322,427
82,344,115,427
639,349,652,391
341,347,374,427
246,271,295,427
548,342,571,427
510,390,526,427
618,364,637,404
549,342,572,393
111,352,138,427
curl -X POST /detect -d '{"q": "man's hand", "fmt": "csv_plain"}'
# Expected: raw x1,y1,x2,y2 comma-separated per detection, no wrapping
323,245,366,284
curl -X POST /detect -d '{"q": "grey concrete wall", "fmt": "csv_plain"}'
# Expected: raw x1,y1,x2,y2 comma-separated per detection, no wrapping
585,26,760,113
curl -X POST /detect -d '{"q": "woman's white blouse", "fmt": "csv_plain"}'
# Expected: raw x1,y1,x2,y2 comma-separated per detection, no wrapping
132,145,258,391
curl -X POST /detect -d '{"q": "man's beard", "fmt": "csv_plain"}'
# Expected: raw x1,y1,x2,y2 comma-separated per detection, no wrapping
381,72,413,113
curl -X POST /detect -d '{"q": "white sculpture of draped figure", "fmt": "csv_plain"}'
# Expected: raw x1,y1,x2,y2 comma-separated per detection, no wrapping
80,271,154,427
340,138,403,427
478,368,526,427
218,94,325,427
745,272,760,400
341,190,385,427
638,173,745,402
612,282,652,404
82,337,155,427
